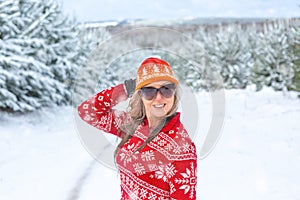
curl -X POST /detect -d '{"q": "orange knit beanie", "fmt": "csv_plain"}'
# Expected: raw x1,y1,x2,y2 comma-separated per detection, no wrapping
135,57,179,90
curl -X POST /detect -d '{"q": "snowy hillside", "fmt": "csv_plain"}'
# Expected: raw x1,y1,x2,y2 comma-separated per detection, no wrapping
1,88,299,200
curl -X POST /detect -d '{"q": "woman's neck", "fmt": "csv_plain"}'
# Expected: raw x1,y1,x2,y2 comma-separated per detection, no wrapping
148,116,166,131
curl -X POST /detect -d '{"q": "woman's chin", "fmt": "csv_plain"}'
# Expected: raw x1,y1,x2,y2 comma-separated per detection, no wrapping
150,110,167,119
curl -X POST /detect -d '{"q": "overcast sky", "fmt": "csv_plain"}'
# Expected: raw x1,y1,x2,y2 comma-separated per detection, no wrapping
58,0,300,22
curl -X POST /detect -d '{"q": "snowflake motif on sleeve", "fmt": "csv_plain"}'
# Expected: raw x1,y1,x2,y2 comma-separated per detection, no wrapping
119,142,140,166
165,163,177,178
133,163,146,176
90,113,113,131
172,145,182,154
132,183,140,196
151,163,167,182
178,129,189,138
148,192,157,200
139,188,148,199
182,143,191,153
141,150,155,161
164,143,173,151
174,162,197,199
150,162,177,182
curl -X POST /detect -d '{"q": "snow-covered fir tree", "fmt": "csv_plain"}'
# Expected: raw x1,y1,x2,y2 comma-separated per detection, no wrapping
289,23,300,93
200,24,253,89
0,0,85,112
251,20,295,92
72,24,110,105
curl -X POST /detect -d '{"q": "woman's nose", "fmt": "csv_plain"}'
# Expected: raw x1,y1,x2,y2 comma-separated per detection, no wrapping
154,91,163,100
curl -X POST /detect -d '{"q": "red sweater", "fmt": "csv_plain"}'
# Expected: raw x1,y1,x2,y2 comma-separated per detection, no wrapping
78,84,197,200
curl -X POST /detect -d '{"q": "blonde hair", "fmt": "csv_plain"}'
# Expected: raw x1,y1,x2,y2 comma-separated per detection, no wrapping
115,85,180,157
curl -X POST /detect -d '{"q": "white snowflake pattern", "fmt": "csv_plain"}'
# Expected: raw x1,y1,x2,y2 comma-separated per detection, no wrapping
132,184,140,196
178,129,188,138
152,162,177,182
133,163,146,176
99,115,108,125
119,142,140,166
140,188,148,199
157,139,167,146
92,113,112,131
182,143,190,153
148,192,157,200
174,162,197,199
164,143,173,151
152,163,167,182
165,163,177,178
173,145,182,154
141,150,155,161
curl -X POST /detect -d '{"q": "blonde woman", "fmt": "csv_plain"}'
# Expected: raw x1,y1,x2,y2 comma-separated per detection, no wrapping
78,57,197,199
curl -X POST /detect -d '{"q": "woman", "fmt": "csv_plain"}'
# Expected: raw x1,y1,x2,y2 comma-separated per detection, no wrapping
78,57,197,199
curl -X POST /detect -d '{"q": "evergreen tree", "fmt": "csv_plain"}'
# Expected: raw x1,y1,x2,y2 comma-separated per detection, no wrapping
196,25,253,89
289,23,300,93
251,20,295,92
72,24,110,104
0,0,84,112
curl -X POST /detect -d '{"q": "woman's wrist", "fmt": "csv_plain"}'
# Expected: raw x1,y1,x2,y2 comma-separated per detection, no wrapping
124,79,136,97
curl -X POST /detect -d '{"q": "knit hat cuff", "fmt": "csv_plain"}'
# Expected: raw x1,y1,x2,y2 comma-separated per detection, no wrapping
135,75,178,90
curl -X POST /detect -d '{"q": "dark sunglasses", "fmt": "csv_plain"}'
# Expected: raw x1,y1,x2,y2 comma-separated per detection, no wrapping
140,84,176,100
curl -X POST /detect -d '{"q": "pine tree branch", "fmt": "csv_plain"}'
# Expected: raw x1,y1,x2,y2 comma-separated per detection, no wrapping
20,7,52,37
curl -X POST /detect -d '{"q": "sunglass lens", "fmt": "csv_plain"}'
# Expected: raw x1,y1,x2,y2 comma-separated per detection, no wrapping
141,84,176,100
141,87,157,100
160,85,175,98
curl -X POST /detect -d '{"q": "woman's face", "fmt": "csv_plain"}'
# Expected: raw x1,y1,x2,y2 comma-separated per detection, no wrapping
141,81,175,121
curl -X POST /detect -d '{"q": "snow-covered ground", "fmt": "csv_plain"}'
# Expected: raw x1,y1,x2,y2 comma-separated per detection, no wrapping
1,88,300,200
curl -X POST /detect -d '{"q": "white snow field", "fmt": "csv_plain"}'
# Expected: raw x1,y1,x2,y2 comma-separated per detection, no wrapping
1,88,300,200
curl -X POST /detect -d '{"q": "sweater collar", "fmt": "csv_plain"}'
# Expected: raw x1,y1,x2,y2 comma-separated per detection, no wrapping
142,112,181,133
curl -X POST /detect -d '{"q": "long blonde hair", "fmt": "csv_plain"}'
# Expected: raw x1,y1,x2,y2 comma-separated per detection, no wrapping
114,85,180,157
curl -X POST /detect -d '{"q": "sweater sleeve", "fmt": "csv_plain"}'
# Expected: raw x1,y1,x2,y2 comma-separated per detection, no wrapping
167,136,198,200
77,84,128,137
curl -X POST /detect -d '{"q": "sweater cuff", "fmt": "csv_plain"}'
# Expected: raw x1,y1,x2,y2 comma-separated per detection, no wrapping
112,83,128,104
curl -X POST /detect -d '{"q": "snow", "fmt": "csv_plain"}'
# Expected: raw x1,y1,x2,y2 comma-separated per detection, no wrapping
1,88,300,200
